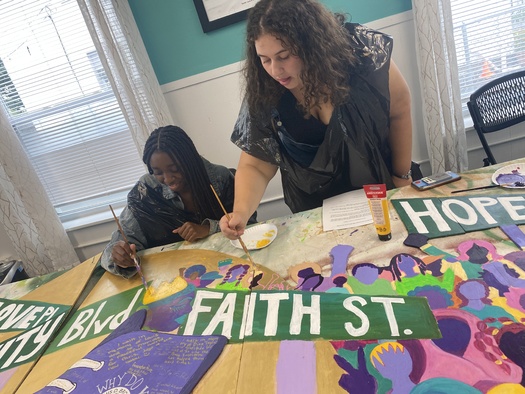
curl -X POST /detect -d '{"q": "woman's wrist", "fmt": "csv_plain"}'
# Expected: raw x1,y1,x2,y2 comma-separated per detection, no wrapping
392,169,412,180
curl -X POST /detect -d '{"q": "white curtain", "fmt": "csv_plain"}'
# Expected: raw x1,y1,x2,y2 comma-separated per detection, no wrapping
0,108,79,277
78,0,173,153
412,0,468,173
0,0,173,276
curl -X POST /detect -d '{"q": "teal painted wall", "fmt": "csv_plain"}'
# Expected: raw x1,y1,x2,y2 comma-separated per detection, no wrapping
128,0,412,85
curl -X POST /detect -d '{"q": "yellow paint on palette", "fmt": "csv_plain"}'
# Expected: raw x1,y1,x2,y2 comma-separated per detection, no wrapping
256,238,271,248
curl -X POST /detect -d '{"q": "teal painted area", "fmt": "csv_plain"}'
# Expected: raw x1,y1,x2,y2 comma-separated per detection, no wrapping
128,0,412,84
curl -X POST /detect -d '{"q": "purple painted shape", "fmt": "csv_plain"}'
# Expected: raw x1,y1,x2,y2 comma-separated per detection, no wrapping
372,344,415,394
500,224,525,249
276,340,316,394
457,281,486,310
330,244,354,277
353,264,379,285
334,347,377,393
36,332,227,394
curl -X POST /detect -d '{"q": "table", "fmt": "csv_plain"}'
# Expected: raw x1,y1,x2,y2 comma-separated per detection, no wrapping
6,158,525,393
142,158,525,283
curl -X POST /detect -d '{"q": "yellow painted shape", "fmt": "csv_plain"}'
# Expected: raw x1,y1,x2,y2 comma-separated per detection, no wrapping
143,276,187,304
488,383,525,393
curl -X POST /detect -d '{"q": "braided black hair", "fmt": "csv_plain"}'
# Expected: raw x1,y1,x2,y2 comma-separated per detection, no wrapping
142,125,224,221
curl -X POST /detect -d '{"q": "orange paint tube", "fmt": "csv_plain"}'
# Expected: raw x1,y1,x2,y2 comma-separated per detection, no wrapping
363,184,391,241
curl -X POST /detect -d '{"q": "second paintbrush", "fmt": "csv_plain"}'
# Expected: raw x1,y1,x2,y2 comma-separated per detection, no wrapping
209,185,259,268
451,181,524,194
109,205,148,290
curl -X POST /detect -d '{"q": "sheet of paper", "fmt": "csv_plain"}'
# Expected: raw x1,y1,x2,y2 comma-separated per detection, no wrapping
322,188,373,231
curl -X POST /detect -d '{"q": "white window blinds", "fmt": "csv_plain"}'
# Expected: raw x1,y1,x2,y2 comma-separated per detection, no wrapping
0,0,146,221
451,0,525,118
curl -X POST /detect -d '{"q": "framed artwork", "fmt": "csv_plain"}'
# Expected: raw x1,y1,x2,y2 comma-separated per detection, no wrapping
193,0,260,33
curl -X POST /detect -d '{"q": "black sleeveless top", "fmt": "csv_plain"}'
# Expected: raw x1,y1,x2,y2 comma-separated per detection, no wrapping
276,91,327,167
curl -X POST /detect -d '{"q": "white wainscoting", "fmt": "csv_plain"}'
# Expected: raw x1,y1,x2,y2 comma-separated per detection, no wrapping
60,10,524,262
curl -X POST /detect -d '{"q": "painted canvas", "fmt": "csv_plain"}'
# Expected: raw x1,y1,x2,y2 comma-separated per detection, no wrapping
17,249,292,393
0,255,99,394
8,221,525,393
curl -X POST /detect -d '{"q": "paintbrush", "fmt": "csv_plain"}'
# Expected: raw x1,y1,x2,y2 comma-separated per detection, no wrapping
209,184,259,269
451,181,524,194
109,205,148,290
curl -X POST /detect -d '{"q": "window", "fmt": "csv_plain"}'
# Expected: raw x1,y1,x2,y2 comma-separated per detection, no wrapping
0,0,146,222
451,0,525,119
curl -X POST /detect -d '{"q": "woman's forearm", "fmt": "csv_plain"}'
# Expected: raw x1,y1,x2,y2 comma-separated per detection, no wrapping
234,152,278,221
388,60,413,185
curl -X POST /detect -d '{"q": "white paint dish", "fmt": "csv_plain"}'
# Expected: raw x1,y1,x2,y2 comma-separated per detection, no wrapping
230,223,278,250
491,163,525,188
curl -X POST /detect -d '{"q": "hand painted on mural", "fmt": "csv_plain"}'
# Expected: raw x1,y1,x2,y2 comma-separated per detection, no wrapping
334,347,377,394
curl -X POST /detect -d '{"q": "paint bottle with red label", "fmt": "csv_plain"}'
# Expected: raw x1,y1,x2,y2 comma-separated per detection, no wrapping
363,184,392,241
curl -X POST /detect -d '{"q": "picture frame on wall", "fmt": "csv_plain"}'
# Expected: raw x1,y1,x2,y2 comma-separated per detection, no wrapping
193,0,260,33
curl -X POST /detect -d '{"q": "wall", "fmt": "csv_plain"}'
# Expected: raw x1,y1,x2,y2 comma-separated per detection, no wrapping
128,0,412,83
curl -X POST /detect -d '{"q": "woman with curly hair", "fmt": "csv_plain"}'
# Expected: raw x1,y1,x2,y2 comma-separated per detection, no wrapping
221,0,420,239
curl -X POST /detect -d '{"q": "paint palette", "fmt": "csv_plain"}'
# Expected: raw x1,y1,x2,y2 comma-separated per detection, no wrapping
492,163,525,188
230,223,278,250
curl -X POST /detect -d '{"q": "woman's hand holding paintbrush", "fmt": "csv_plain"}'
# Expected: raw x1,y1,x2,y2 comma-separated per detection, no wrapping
109,205,148,289
210,185,259,269
110,241,138,268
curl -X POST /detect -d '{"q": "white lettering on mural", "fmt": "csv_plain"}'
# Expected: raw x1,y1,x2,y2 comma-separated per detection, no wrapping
183,290,223,336
371,297,405,336
97,372,148,393
469,197,499,224
400,196,525,234
0,301,60,331
290,293,320,335
498,197,525,220
239,293,257,339
442,200,479,225
260,292,289,336
183,292,412,340
57,289,143,347
342,296,370,336
0,312,65,369
202,292,236,337
399,200,452,233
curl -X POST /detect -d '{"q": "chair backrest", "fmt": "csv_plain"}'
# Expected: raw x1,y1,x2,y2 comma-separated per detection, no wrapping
467,69,525,166
467,69,525,134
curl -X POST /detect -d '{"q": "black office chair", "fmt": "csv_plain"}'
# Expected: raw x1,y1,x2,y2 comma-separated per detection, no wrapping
467,69,525,166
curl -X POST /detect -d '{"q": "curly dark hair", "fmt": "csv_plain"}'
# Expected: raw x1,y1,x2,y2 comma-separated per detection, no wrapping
243,0,357,117
142,125,224,221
